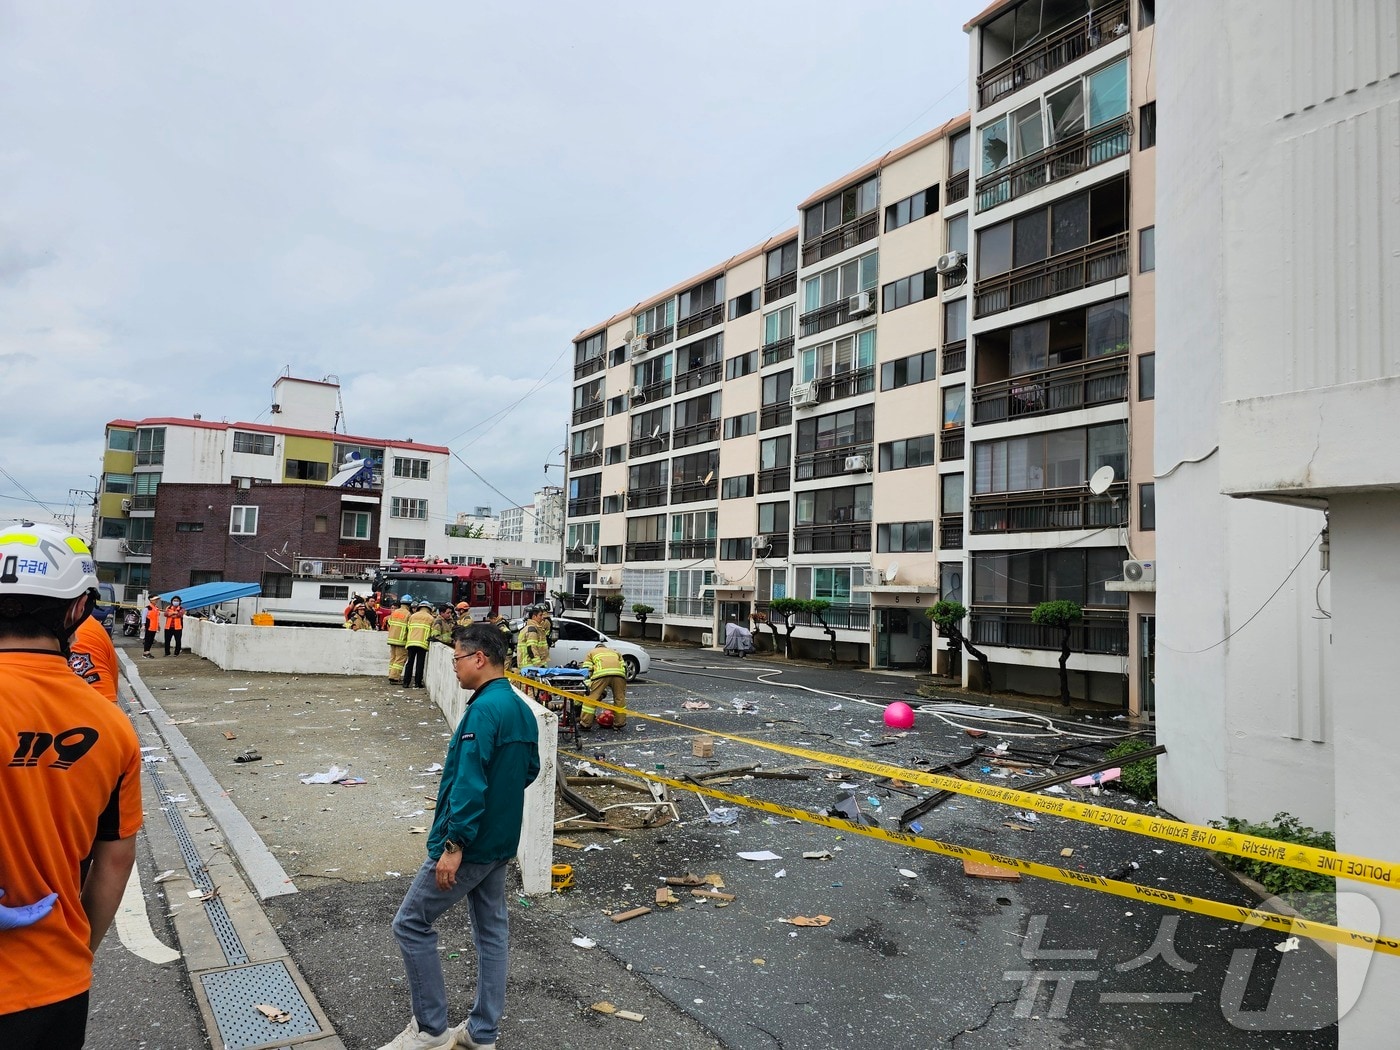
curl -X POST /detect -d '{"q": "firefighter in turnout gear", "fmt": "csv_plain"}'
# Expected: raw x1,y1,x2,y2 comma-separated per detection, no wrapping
402,599,435,688
386,595,411,682
579,641,627,730
515,604,551,672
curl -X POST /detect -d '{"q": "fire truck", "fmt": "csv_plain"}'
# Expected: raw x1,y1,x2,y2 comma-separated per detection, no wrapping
373,558,546,621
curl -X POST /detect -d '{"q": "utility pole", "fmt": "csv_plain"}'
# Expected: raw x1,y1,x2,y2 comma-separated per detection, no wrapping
543,421,568,603
68,483,98,542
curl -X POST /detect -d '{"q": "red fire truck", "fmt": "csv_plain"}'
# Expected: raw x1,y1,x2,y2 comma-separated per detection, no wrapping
373,558,546,621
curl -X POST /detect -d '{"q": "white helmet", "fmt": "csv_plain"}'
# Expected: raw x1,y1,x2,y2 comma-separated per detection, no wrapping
0,521,99,601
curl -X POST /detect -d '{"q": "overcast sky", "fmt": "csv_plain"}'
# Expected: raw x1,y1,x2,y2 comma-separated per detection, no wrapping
0,0,971,537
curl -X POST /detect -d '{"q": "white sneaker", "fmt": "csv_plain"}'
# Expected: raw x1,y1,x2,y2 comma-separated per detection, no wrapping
378,1017,456,1050
452,1021,495,1048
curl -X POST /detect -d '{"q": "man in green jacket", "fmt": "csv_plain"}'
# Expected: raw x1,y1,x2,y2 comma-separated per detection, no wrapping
381,623,540,1050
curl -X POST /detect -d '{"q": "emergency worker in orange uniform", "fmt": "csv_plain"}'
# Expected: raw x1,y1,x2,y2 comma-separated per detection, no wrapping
162,595,185,656
141,597,161,659
67,610,120,703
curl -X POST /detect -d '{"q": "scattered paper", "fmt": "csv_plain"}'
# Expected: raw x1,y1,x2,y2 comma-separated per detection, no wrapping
1013,810,1040,823
773,868,786,879
153,870,179,884
1060,848,1075,858
298,765,349,785
254,1003,290,1023
682,701,711,710
738,850,782,862
1276,937,1301,953
707,807,739,826
780,915,833,927
803,850,834,861
898,868,918,879
425,762,444,774
583,844,608,852
409,826,428,834
572,936,597,949
140,746,162,752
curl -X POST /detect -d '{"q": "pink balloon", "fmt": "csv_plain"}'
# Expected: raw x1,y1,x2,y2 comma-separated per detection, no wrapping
884,701,915,730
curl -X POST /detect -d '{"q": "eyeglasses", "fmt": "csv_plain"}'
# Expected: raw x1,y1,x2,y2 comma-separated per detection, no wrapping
452,650,484,664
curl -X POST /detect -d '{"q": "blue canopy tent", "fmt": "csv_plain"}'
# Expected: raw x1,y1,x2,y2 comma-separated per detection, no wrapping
155,581,261,613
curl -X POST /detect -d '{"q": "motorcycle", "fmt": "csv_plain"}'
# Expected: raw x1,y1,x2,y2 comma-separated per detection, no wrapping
121,609,139,637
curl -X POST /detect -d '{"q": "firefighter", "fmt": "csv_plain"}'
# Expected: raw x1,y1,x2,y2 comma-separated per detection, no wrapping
579,640,627,730
402,599,435,688
430,604,456,645
345,602,374,631
515,604,550,672
386,594,412,682
454,601,473,629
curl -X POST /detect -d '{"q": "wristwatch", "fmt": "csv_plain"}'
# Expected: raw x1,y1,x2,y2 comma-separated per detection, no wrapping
443,840,461,855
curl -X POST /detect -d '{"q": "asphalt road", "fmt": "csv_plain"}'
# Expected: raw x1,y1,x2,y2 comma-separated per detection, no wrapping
86,636,1340,1049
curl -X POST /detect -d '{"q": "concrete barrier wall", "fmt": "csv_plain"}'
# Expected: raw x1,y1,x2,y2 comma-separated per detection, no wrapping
187,620,558,894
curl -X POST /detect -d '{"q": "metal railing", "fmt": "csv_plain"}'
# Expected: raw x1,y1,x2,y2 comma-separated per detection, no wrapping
942,340,967,374
754,600,871,632
972,354,1129,424
635,378,673,403
758,534,790,558
794,442,873,482
758,466,791,493
669,540,716,560
974,232,1130,318
800,297,873,338
121,539,153,556
670,480,718,504
946,169,969,204
573,354,606,380
571,402,604,426
625,541,666,562
802,212,879,267
941,268,967,292
764,272,797,303
673,420,720,449
969,483,1127,534
666,595,715,618
815,366,876,404
969,605,1129,655
567,497,600,517
760,403,792,430
676,304,724,340
628,434,669,458
130,494,158,510
939,515,964,550
569,450,603,471
793,522,872,554
975,0,1129,107
290,556,382,578
626,485,668,510
977,115,1132,213
941,427,965,461
675,361,722,394
762,336,795,366
646,327,674,352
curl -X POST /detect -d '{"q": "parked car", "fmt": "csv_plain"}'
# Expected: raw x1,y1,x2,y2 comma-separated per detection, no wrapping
93,582,118,634
508,615,651,680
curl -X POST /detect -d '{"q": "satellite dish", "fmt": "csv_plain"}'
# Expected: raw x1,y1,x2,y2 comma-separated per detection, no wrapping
651,425,661,439
885,561,899,583
1088,465,1116,496
589,441,600,453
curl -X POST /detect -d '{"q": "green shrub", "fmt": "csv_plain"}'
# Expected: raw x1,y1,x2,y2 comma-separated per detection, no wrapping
1104,738,1157,800
1207,812,1336,923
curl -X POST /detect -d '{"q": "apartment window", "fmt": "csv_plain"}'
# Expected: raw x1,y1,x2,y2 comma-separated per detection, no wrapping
940,562,963,603
175,521,204,533
571,425,603,459
757,566,788,601
944,300,967,345
796,405,874,459
767,241,798,283
989,296,1130,377
261,572,293,599
393,457,430,480
568,522,601,548
233,431,275,456
631,406,669,444
726,351,759,380
1139,0,1155,28
635,298,675,338
720,538,752,561
603,494,624,514
1140,102,1156,149
609,346,627,367
600,544,622,563
973,548,1128,609
605,444,627,465
230,505,259,536
802,250,879,313
761,370,792,418
574,331,605,367
728,289,760,320
319,584,351,602
722,475,754,500
100,518,128,539
285,459,330,482
107,429,135,451
763,306,794,346
341,510,371,539
633,351,672,390
798,330,876,385
943,387,966,429
758,501,789,535
885,185,939,232
391,497,428,519
1138,354,1156,400
1140,226,1156,272
877,521,934,553
670,510,716,542
973,423,1127,494
574,377,604,414
387,537,427,559
977,175,1128,279
134,473,160,499
804,175,879,242
879,435,938,471
135,427,165,466
882,267,940,313
104,472,134,494
794,566,869,606
674,391,721,432
679,275,724,324
943,474,965,515
946,213,968,257
949,129,970,176
628,460,668,494
796,484,873,526
881,350,937,391
723,413,757,440
1139,484,1156,531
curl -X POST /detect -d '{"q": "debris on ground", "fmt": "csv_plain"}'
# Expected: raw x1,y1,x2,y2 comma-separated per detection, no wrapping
298,765,347,784
779,915,832,927
738,850,782,862
254,1003,290,1023
963,860,1020,881
610,906,651,923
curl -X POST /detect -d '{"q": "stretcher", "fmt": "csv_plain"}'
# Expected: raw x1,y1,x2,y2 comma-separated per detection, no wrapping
517,666,589,749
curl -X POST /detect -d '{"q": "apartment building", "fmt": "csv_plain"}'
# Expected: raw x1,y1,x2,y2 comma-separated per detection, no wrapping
95,375,450,598
958,0,1158,709
499,486,564,547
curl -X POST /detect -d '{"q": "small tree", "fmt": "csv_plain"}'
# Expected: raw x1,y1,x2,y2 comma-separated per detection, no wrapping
767,597,805,658
600,594,625,613
631,602,654,639
926,600,991,690
1031,600,1082,705
749,610,779,652
804,598,836,664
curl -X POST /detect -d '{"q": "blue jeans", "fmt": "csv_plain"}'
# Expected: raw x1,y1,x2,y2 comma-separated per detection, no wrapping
391,856,510,1043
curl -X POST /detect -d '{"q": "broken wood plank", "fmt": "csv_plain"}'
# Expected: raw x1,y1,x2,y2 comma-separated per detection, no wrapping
749,770,810,780
610,906,651,923
654,887,679,906
963,859,1020,881
616,1010,645,1022
691,888,736,902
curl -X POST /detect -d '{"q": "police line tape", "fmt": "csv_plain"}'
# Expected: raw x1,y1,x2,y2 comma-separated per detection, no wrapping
508,671,1400,894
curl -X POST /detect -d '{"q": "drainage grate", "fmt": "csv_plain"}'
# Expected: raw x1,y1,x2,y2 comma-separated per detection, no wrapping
149,766,248,965
200,961,322,1049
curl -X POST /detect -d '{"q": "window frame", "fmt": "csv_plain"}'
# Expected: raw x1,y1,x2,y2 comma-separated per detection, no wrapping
341,509,372,540
229,505,259,536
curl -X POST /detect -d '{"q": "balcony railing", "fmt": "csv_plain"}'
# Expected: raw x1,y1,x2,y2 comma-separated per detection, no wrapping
758,534,790,559
667,595,716,618
794,443,873,482
758,466,791,493
135,451,165,466
569,450,603,471
941,268,968,292
675,361,722,394
565,545,596,563
946,169,969,204
628,434,669,458
625,541,666,562
941,427,965,461
762,336,795,366
942,340,967,374
802,212,879,267
969,605,1129,655
974,232,1130,318
635,378,673,403
626,485,668,510
669,539,716,560
646,326,675,352
673,420,720,449
939,515,964,550
121,539,153,557
972,354,1129,424
573,354,606,380
760,403,792,430
754,600,871,632
671,480,718,504
571,402,604,426
567,497,601,517
975,0,1130,107
970,483,1127,534
800,297,875,338
764,272,797,303
793,522,872,554
977,115,1133,213
676,304,724,340
130,494,158,510
815,366,876,404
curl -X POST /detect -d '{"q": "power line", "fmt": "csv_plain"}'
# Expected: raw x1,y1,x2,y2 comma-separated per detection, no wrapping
0,464,59,515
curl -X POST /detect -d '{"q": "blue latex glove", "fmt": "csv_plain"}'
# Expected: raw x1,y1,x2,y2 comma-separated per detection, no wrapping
0,888,58,930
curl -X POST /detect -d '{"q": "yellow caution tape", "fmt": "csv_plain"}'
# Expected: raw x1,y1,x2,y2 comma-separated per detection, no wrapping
579,752,1400,958
510,672,1400,893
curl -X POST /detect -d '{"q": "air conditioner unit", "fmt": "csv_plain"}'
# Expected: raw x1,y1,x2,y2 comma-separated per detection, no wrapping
1122,559,1155,583
120,499,132,513
844,454,870,473
237,478,252,490
630,385,646,401
581,544,597,556
848,291,875,316
599,573,613,585
936,250,966,275
855,566,877,588
752,534,772,551
713,573,728,586
629,339,650,357
790,382,819,408
298,559,324,576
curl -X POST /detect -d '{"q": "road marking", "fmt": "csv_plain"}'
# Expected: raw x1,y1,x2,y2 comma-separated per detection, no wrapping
115,864,181,964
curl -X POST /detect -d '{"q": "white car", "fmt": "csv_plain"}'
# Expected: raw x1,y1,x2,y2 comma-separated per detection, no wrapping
550,617,650,681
